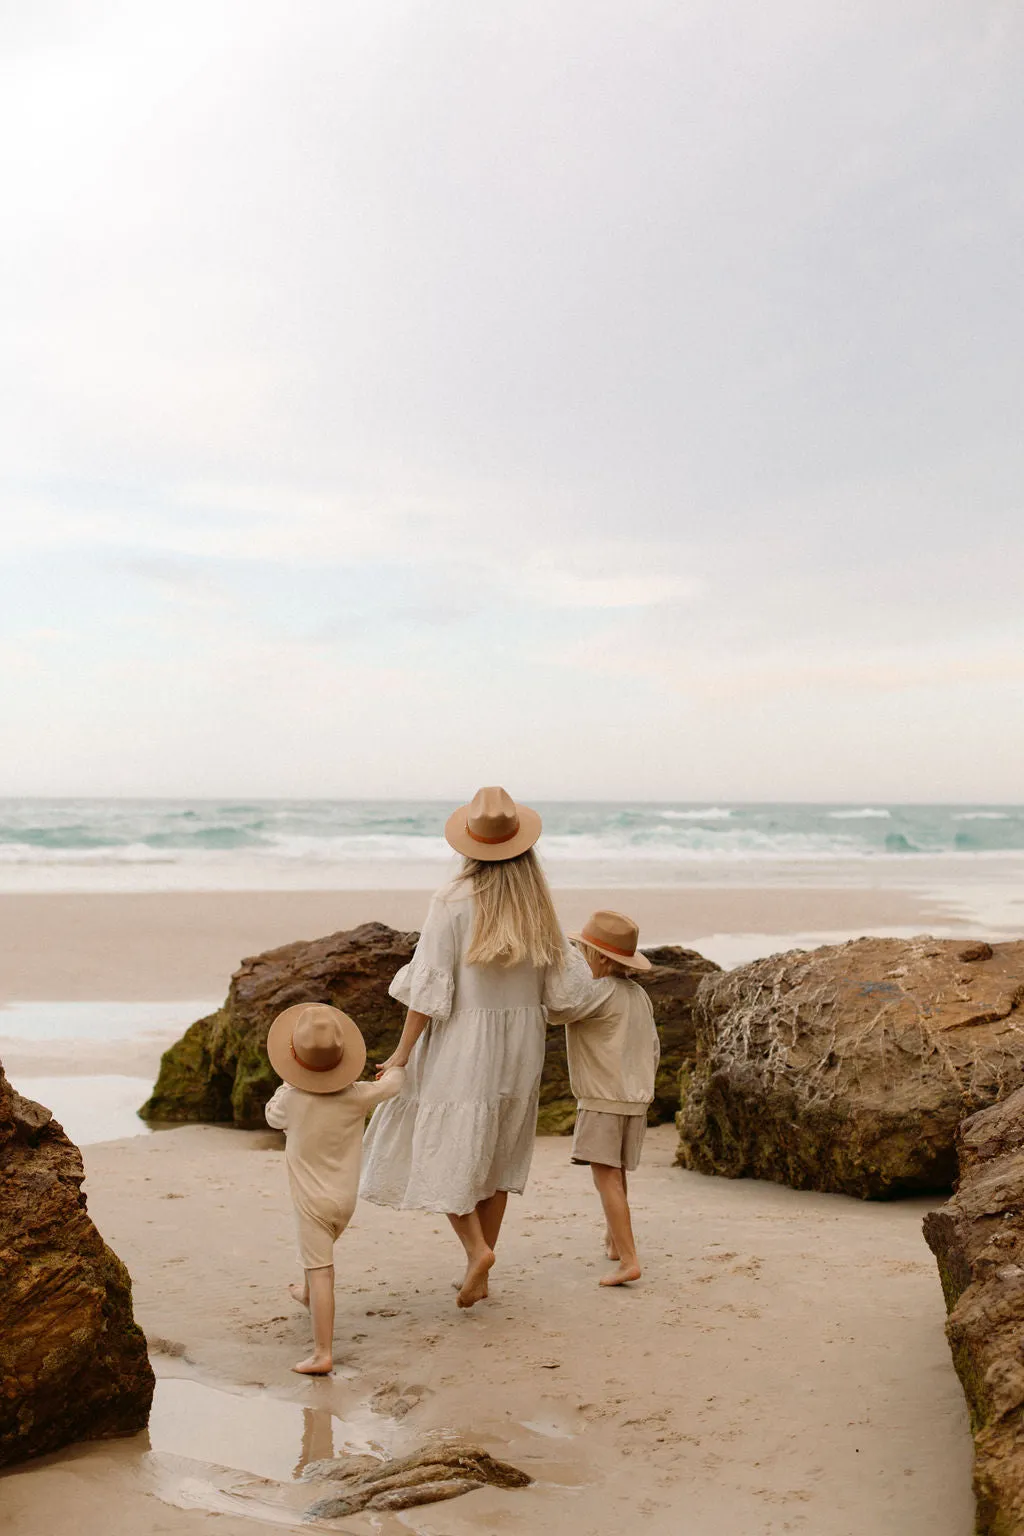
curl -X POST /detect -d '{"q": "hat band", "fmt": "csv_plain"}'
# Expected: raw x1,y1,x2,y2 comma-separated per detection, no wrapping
465,818,521,846
291,1040,342,1073
581,927,637,958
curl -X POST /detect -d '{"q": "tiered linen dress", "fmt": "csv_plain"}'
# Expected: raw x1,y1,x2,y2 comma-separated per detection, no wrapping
359,880,591,1216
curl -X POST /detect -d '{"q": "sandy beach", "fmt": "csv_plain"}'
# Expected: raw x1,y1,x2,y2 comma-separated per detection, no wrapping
0,881,983,1534
0,1124,975,1536
0,883,974,1002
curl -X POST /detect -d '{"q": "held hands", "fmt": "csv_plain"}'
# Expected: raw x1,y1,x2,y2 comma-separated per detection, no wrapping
375,1051,408,1078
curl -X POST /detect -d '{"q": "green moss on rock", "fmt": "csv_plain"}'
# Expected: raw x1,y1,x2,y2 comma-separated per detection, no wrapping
141,925,719,1134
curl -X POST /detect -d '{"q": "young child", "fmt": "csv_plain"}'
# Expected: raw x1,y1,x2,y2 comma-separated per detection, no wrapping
264,1002,404,1374
550,910,660,1286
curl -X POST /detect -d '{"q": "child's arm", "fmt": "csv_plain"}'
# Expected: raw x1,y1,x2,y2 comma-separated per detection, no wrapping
265,1084,291,1130
544,944,613,1025
349,1065,406,1114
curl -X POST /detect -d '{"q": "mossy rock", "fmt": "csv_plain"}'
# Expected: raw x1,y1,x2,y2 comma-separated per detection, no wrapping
141,925,720,1133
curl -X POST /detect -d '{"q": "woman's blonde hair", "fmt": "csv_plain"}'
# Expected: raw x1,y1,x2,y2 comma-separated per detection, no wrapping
459,849,565,969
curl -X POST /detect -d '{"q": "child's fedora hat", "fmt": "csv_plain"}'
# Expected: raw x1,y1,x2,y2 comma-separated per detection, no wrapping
267,1002,367,1093
445,785,542,862
569,910,652,971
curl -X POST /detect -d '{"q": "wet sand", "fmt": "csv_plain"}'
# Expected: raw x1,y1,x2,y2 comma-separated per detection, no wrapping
0,884,969,1002
0,1125,973,1536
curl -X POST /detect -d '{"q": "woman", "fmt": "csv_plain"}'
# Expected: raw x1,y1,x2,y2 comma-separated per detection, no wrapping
359,786,589,1307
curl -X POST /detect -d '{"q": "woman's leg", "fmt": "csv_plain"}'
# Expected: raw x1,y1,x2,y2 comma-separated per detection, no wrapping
293,1264,335,1374
476,1190,508,1251
447,1210,495,1308
590,1165,641,1286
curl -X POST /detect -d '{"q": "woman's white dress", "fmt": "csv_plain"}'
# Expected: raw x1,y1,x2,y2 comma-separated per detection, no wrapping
359,880,591,1216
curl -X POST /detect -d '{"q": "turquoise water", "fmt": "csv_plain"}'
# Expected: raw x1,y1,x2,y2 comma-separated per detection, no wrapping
2,799,1023,878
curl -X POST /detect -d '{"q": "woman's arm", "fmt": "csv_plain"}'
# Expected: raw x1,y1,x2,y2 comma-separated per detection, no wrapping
375,1009,430,1076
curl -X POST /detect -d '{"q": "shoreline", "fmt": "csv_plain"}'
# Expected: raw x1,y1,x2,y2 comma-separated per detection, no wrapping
0,885,981,1003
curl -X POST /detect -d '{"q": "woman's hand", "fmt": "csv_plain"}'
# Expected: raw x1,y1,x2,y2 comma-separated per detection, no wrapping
375,1010,429,1077
375,1050,408,1077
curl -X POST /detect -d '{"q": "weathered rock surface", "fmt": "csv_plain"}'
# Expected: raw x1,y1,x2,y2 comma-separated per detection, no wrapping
303,1432,531,1516
141,922,718,1132
141,922,418,1127
677,936,1024,1198
0,1060,154,1467
923,1087,1024,1535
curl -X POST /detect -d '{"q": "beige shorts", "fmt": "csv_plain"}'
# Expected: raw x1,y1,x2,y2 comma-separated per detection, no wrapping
571,1109,647,1172
295,1204,353,1271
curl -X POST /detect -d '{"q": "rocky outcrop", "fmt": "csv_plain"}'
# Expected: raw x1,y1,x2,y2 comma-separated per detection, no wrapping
677,936,1024,1199
141,922,718,1132
923,1088,1024,1534
141,923,419,1127
0,1061,154,1467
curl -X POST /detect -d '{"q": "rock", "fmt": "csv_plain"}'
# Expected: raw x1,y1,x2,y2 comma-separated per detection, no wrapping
0,1060,154,1467
141,923,719,1132
303,1432,531,1517
141,922,418,1127
677,936,1024,1199
923,1087,1024,1534
537,944,721,1133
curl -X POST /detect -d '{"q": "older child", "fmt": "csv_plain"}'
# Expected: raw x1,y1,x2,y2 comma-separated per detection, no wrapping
549,910,660,1286
265,1002,404,1374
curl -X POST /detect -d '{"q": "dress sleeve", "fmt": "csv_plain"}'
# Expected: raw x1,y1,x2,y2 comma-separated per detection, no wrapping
264,1084,291,1130
543,944,609,1023
389,895,456,1020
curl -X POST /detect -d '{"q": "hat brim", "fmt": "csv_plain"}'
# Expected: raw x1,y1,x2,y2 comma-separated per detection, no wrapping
568,933,653,971
444,802,543,862
266,1003,368,1093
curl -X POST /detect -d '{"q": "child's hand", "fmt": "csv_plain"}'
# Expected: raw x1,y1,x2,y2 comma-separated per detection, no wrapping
375,1051,407,1078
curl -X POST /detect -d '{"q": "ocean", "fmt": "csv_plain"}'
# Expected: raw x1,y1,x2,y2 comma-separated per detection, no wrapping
2,798,1024,892
4,799,1024,1146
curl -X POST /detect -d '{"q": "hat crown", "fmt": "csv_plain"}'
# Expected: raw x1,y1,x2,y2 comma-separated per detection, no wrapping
582,909,640,958
291,1005,345,1072
465,785,520,845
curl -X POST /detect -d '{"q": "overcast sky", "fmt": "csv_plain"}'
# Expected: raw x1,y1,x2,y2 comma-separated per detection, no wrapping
1,1,1021,800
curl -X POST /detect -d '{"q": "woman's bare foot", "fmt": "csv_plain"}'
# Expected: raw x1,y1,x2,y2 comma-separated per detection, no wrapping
600,1260,641,1287
289,1281,310,1309
451,1276,489,1297
456,1248,495,1308
604,1228,620,1261
292,1352,332,1375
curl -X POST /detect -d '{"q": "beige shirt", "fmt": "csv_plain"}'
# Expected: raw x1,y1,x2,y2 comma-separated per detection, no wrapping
549,969,660,1116
265,1069,405,1229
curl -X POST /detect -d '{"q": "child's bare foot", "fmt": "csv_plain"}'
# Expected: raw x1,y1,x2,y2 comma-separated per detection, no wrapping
456,1248,495,1308
292,1352,333,1375
288,1282,310,1309
600,1260,641,1287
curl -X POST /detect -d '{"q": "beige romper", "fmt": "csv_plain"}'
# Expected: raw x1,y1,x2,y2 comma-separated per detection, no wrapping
265,1068,405,1269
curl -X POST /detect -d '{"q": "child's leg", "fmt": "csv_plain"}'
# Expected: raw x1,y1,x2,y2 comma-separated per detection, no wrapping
293,1264,335,1374
604,1171,628,1259
590,1164,641,1287
447,1210,495,1309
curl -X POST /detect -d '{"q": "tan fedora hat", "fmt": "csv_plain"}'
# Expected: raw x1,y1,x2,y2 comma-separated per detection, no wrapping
569,909,652,972
266,1002,367,1094
445,785,542,862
